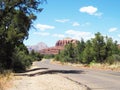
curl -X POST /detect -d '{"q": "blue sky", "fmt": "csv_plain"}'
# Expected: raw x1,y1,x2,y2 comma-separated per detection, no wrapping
24,0,120,47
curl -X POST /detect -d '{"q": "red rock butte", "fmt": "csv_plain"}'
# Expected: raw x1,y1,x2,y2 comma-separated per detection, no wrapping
40,38,78,55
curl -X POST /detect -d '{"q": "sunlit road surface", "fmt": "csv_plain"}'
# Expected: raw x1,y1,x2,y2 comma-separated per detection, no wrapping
35,60,120,90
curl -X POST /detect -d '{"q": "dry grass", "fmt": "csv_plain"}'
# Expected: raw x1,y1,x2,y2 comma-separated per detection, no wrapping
88,63,120,71
52,60,120,72
0,71,13,90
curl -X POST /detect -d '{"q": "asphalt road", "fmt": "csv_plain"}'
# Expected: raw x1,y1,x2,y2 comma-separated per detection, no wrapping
35,59,120,90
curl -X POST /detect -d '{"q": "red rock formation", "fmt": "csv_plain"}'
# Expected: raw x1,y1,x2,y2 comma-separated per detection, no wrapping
55,38,78,46
118,44,120,49
40,46,64,55
40,38,78,55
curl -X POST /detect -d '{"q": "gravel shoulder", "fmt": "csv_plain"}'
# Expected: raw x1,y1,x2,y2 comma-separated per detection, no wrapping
8,64,89,90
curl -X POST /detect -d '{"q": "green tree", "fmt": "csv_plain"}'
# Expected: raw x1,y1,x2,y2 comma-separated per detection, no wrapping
0,0,45,72
30,50,43,61
63,43,75,62
105,37,113,57
92,32,106,63
75,39,85,63
11,46,33,72
105,36,120,64
56,43,76,63
55,32,120,65
82,40,94,64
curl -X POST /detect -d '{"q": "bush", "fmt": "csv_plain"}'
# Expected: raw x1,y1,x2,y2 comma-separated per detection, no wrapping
11,47,33,72
112,54,120,63
44,54,55,59
30,50,43,61
55,55,60,61
105,56,114,65
105,54,120,65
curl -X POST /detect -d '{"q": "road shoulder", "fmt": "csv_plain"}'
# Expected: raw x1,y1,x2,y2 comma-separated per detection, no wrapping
8,64,89,90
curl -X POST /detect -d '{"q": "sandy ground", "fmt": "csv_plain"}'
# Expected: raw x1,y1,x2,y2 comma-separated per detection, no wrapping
8,65,88,90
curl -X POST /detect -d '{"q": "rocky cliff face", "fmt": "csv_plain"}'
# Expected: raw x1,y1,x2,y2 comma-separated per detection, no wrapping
55,38,78,46
40,38,78,55
40,46,64,55
118,44,120,49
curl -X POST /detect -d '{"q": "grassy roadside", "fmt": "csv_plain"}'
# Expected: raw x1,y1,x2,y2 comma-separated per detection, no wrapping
88,62,120,71
0,71,13,90
51,59,120,72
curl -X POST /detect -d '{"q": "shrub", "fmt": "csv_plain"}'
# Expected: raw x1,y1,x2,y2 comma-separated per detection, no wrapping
11,47,33,72
30,50,43,61
105,54,120,65
44,54,55,59
55,55,60,61
112,54,120,63
105,56,114,65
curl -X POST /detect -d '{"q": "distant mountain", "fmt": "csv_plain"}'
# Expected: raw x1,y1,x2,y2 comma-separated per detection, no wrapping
27,42,48,52
40,38,78,55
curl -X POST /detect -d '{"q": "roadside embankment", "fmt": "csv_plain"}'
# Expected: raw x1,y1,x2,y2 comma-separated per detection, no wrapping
0,71,13,90
51,60,120,72
8,63,89,90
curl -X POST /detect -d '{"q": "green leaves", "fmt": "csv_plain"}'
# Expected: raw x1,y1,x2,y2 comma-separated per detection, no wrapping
0,0,45,72
55,32,120,64
11,46,33,72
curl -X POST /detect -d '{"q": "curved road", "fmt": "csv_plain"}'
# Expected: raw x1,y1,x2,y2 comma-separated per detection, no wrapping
35,60,120,90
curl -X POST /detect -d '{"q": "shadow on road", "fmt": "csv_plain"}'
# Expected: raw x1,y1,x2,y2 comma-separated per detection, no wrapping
15,67,84,77
25,68,48,72
28,69,84,77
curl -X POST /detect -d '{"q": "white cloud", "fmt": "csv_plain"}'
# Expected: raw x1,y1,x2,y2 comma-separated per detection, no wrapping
52,34,65,38
109,27,118,32
117,38,120,44
34,32,50,36
65,30,94,40
81,22,91,27
80,6,97,15
36,24,55,31
79,6,102,17
118,34,120,37
55,19,69,23
72,22,80,26
94,12,103,17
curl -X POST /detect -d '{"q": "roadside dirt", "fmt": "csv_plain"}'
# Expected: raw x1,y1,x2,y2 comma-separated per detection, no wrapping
8,64,88,90
51,60,120,72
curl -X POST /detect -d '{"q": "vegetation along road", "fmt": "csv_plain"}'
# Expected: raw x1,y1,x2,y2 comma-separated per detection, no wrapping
35,59,120,90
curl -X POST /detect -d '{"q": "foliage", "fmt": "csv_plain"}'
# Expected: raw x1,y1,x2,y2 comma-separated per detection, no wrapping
44,54,55,59
0,0,45,73
30,50,43,61
105,54,120,65
11,47,43,72
82,40,94,64
11,46,33,72
55,32,120,64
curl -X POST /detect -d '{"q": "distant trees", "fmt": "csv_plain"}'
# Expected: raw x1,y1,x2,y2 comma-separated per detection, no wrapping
0,0,45,73
55,32,120,64
90,32,109,63
44,54,55,59
30,50,43,61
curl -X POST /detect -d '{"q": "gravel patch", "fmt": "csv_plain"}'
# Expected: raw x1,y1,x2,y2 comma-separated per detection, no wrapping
8,63,89,90
8,73,88,90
